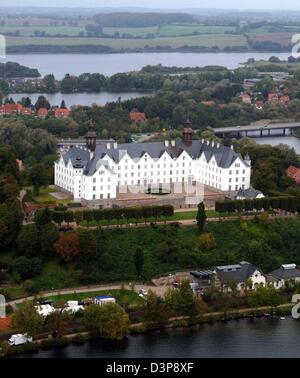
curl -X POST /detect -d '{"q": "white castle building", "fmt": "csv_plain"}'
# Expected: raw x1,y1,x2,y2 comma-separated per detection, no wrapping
54,126,251,203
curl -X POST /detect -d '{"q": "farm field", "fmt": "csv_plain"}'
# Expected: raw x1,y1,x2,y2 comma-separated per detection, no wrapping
158,24,236,37
6,34,248,49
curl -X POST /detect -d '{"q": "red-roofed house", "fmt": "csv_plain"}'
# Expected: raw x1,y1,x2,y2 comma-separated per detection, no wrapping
20,107,32,116
0,103,23,115
239,93,252,104
255,100,264,110
287,165,300,185
38,108,49,119
130,109,146,122
280,95,290,104
0,317,11,332
54,108,70,118
268,93,279,102
201,100,215,106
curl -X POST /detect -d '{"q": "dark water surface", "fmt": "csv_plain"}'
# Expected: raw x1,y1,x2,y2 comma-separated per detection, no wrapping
16,317,300,358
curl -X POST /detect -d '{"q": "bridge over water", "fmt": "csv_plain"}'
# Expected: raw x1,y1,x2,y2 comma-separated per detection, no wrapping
214,122,300,138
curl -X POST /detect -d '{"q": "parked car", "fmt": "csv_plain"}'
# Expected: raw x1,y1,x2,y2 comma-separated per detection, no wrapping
139,289,148,296
8,334,32,346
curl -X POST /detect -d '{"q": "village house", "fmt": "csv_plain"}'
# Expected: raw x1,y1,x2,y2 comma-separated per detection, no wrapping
54,107,70,118
201,100,215,106
129,108,146,122
279,95,290,105
287,165,300,185
266,264,300,289
211,261,266,293
37,107,49,119
255,100,264,110
268,93,279,102
235,186,264,200
239,93,252,104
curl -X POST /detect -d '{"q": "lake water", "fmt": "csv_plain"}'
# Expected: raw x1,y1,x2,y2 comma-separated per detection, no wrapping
255,136,300,154
2,52,290,79
7,92,150,107
15,317,300,358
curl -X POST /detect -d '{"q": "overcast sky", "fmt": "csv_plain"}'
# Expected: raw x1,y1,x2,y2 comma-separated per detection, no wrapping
2,0,300,11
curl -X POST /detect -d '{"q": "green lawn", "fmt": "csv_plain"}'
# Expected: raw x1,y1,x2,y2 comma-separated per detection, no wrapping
43,289,143,307
26,186,70,205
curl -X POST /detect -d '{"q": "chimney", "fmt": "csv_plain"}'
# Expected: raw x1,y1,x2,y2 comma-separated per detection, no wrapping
85,128,97,152
171,140,176,147
230,145,234,150
183,121,193,147
217,143,220,148
201,139,205,144
164,140,170,147
113,142,118,149
212,141,215,147
107,143,111,150
206,140,210,145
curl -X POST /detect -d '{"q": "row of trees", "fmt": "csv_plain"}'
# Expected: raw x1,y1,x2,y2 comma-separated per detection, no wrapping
42,205,175,227
215,196,297,214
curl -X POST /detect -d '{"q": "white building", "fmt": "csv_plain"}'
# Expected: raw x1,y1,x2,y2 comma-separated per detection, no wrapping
213,261,266,292
266,264,300,289
54,127,251,203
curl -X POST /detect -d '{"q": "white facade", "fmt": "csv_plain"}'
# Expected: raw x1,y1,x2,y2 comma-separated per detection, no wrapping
54,138,251,202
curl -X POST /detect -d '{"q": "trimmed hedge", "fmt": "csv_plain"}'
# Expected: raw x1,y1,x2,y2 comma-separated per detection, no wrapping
215,196,297,214
49,205,174,226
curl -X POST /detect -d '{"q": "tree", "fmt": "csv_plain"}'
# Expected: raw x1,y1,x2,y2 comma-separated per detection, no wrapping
54,232,80,264
134,247,144,277
34,207,52,227
84,303,129,340
78,229,97,263
12,257,42,280
199,232,216,251
17,224,39,257
196,202,206,233
60,100,67,109
143,290,170,324
28,164,49,196
11,301,43,338
47,306,70,339
35,95,50,110
39,223,59,257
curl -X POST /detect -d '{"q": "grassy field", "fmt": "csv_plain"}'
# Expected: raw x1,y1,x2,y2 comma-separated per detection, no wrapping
6,34,248,49
103,26,158,37
43,289,143,306
26,186,70,205
0,26,85,37
158,24,235,37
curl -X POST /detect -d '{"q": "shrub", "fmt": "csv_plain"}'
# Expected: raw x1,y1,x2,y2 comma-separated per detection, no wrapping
199,233,217,251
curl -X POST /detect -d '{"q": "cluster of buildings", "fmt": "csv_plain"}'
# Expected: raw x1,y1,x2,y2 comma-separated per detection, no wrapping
239,87,291,110
191,262,300,293
0,103,70,118
54,125,252,204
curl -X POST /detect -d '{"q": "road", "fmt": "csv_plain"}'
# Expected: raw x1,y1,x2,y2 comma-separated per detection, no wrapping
7,283,168,309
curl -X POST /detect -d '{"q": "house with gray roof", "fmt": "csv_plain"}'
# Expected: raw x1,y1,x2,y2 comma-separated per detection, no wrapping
267,264,300,289
54,126,251,204
212,261,266,293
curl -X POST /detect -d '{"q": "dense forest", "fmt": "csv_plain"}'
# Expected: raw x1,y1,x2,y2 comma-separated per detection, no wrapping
92,12,197,28
0,62,41,78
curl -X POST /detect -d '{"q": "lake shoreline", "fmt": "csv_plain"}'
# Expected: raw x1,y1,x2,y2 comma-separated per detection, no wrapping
2,304,293,358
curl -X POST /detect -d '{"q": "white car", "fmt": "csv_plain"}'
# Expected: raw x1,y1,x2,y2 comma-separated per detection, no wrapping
139,289,148,296
8,334,32,346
